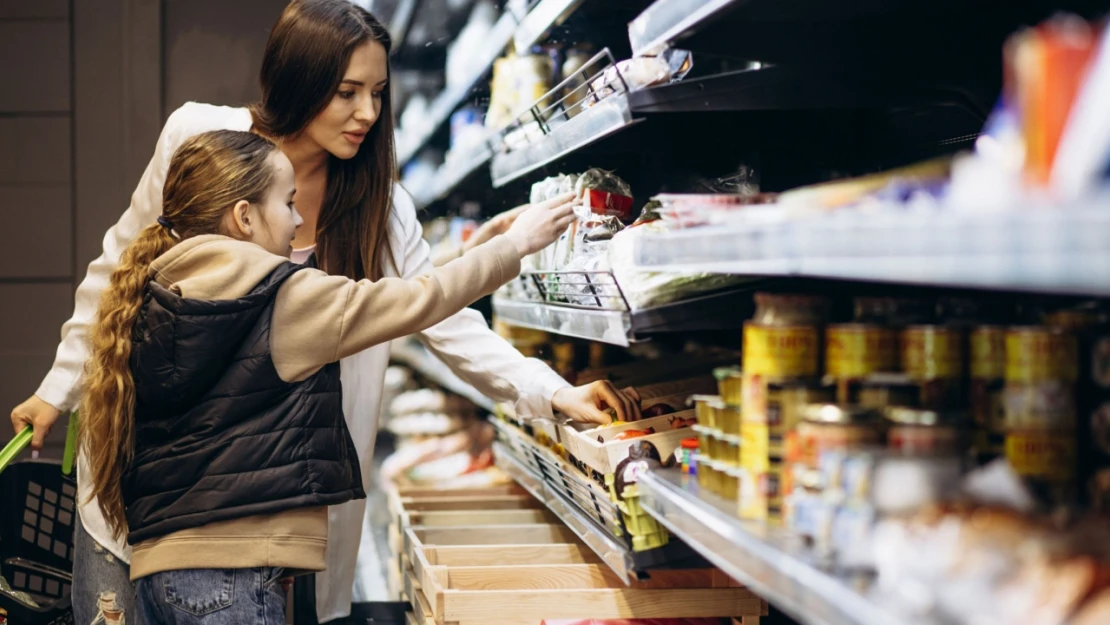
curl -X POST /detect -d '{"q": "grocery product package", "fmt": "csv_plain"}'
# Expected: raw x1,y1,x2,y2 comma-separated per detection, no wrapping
588,49,694,104
608,207,750,311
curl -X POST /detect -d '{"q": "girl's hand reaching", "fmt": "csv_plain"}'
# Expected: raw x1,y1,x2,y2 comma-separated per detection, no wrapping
503,192,576,257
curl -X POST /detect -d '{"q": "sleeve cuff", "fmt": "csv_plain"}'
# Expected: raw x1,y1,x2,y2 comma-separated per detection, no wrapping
34,368,82,413
512,370,572,422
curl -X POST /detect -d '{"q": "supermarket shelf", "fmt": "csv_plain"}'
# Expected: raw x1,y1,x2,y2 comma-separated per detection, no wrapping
513,0,585,52
395,12,518,166
491,93,642,188
493,440,692,584
630,205,1110,296
628,0,742,57
637,469,954,625
389,341,496,413
627,64,988,118
492,296,632,346
410,143,493,210
492,287,756,347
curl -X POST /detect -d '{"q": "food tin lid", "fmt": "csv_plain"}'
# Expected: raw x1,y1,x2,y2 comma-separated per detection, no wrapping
712,366,743,381
680,437,700,450
802,403,881,425
883,407,960,427
689,394,727,408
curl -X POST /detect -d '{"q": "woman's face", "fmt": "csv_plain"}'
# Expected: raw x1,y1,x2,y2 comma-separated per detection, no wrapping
302,40,389,160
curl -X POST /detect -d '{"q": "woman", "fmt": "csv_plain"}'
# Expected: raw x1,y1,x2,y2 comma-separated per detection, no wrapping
8,1,639,623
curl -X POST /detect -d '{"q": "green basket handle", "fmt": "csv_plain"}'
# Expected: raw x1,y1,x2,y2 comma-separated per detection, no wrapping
1,413,79,475
63,412,78,475
0,427,33,475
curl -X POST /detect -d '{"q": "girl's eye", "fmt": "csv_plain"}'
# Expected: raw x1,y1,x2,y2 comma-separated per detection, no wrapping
371,91,383,99
338,91,356,100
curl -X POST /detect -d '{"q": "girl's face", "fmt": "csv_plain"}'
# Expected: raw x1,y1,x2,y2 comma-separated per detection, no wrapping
302,40,389,160
231,151,304,257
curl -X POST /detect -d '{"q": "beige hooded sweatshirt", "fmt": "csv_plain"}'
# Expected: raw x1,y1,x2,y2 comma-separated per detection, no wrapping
128,233,520,579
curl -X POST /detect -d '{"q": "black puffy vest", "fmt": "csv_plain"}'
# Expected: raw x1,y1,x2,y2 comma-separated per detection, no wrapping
121,261,365,545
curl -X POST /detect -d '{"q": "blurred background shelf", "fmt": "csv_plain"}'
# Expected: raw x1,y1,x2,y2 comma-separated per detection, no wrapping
637,469,958,625
390,340,497,413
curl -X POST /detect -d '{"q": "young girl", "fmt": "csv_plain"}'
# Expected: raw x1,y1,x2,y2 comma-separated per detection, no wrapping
80,128,572,624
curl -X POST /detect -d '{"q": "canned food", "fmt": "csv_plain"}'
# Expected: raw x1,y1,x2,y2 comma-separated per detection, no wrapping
720,465,741,502
693,424,715,459
884,407,964,456
797,405,882,468
714,366,743,406
826,324,898,378
858,376,920,410
1005,327,1078,383
971,326,1007,379
696,453,714,492
971,326,1007,457
743,323,820,377
854,296,932,327
692,395,723,430
1002,381,1077,428
717,404,741,438
901,325,964,379
753,292,830,326
720,434,741,468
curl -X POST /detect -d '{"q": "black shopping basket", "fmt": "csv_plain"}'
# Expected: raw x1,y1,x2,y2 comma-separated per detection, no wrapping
1,419,78,625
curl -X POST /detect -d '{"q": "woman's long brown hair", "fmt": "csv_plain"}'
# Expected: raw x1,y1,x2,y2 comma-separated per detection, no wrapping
249,0,397,281
81,130,279,539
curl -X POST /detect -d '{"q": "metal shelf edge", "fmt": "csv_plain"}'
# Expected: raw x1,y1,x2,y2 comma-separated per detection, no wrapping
492,297,633,347
493,441,637,584
629,0,743,57
490,95,641,188
628,208,1110,297
636,469,954,625
513,0,586,52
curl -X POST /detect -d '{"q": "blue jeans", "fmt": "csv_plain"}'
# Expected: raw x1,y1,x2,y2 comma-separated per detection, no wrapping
73,514,142,624
135,568,286,625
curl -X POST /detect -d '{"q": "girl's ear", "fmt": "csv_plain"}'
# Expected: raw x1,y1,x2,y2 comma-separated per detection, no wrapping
228,200,253,239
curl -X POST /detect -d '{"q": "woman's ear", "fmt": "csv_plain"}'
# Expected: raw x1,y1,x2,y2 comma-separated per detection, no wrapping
228,200,254,238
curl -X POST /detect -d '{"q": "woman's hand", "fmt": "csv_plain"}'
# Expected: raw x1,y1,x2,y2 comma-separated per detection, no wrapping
503,192,577,257
10,395,62,452
551,381,642,426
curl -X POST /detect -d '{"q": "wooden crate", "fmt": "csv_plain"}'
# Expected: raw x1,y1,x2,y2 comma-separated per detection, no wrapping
410,555,762,624
402,525,579,566
403,508,557,527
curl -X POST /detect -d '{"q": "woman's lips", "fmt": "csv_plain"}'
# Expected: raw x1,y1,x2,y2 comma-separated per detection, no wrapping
342,131,366,145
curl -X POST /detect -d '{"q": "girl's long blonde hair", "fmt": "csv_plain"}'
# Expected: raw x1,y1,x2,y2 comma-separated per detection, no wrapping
81,130,279,539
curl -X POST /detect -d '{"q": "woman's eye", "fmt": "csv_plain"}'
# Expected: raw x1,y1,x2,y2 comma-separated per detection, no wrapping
338,91,356,100
371,91,383,99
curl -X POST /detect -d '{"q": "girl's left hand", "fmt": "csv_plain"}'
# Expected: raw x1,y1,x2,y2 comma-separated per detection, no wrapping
551,381,641,425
